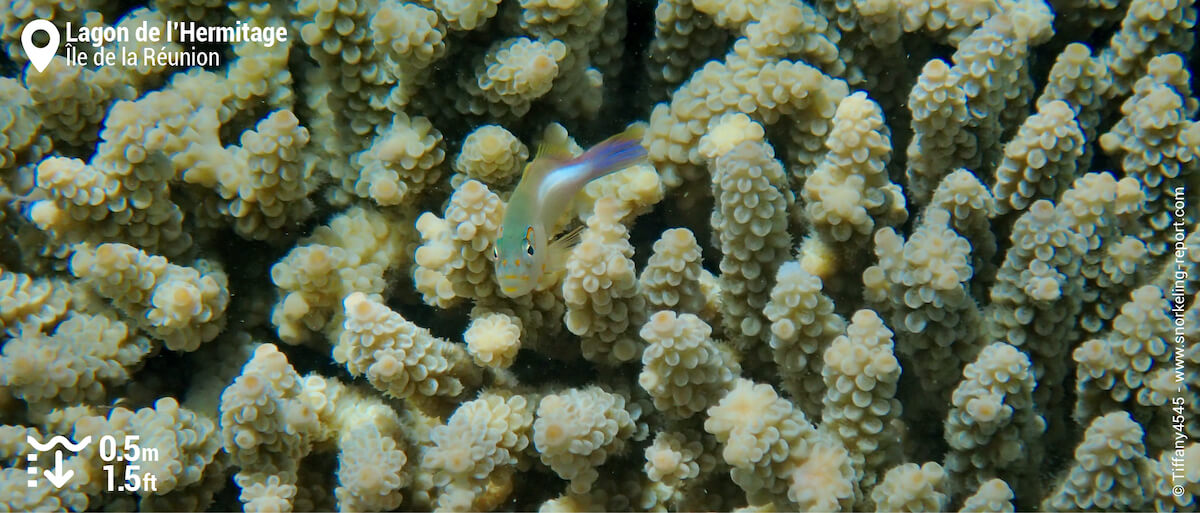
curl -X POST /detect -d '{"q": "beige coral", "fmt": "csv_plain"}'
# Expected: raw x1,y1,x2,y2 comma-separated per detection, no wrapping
464,312,522,369
638,228,706,316
638,311,739,419
335,292,478,409
710,140,792,360
413,180,505,308
906,59,973,205
574,163,664,223
457,37,568,117
563,199,646,365
1041,411,1149,511
453,124,529,187
349,113,445,207
863,207,979,394
698,112,766,160
424,392,532,509
219,344,319,475
0,311,150,406
0,77,48,173
124,397,223,495
992,100,1086,214
533,387,636,494
764,260,845,416
960,478,1016,513
335,423,409,512
643,430,705,488
70,242,228,352
821,310,901,493
785,439,855,512
0,267,71,336
2,0,1198,510
704,378,846,508
945,342,1044,498
645,51,848,187
802,91,902,246
872,462,949,512
237,473,298,513
371,0,446,108
215,110,316,241
270,206,407,343
433,0,501,30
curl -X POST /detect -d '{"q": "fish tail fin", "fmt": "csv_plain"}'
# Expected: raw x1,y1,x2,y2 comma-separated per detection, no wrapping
576,124,647,181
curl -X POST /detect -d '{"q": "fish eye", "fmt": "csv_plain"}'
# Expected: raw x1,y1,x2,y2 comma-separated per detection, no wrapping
491,246,498,261
523,240,535,257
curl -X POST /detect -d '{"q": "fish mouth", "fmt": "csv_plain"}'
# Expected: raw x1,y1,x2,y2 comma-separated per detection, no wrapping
497,274,529,297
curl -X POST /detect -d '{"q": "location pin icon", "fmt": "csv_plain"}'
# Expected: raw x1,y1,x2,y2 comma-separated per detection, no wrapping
22,20,60,73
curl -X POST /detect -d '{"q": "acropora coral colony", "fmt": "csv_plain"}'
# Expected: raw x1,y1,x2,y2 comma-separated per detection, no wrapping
0,0,1198,510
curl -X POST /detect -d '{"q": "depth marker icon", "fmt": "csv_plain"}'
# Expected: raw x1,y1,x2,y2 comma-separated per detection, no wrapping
25,435,91,489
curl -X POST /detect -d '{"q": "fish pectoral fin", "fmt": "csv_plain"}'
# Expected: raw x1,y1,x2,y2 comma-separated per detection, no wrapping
541,225,585,281
549,225,585,252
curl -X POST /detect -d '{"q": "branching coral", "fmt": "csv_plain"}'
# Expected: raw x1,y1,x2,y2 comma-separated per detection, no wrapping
347,112,445,207
802,91,903,248
2,0,1198,510
639,228,707,315
865,206,981,394
704,378,855,509
270,206,409,344
453,124,529,187
533,387,637,494
821,310,902,493
335,292,479,411
1041,411,1150,511
764,260,844,416
70,242,228,352
413,180,505,308
0,266,71,336
563,199,647,365
424,392,532,509
1,310,151,406
638,310,739,419
986,200,1087,407
219,344,320,476
944,342,1045,497
710,139,792,361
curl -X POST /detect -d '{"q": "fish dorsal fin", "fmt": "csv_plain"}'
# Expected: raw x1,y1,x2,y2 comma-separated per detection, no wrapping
522,133,575,181
534,134,575,163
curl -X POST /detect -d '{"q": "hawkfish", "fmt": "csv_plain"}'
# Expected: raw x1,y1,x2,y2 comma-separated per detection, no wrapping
492,125,646,298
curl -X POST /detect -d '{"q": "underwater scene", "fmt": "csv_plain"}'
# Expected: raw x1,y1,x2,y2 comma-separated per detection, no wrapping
1,0,1198,510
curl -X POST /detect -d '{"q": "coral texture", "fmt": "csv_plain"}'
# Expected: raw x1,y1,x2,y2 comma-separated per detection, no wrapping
1,0,1198,511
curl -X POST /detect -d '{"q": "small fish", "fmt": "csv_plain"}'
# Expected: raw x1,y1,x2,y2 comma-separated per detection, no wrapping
493,125,647,297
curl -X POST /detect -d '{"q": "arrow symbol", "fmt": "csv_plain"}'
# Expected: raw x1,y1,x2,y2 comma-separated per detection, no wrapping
43,450,73,489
